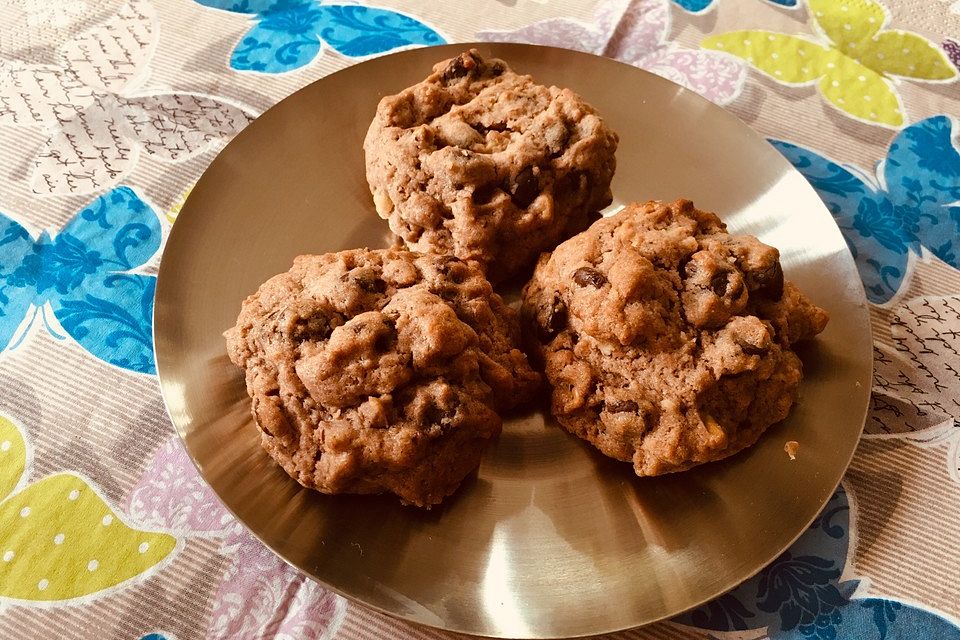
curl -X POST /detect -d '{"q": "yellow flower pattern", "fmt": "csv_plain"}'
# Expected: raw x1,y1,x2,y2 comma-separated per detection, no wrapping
0,415,177,602
703,0,957,127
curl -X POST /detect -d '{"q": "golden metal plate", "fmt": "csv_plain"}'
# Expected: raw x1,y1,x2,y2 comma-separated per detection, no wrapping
155,44,872,638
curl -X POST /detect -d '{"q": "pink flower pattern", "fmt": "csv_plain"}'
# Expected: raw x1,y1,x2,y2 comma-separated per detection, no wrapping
477,0,746,106
127,437,347,639
208,532,344,640
127,437,233,535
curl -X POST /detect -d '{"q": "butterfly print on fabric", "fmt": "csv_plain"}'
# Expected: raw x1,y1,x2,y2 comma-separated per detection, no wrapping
0,186,160,374
677,486,960,639
771,116,960,303
703,0,957,127
194,0,445,73
0,0,255,195
477,0,746,106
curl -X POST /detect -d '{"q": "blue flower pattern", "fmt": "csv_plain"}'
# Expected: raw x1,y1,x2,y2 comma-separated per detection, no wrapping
0,187,160,374
195,0,445,73
678,487,960,639
674,0,796,15
770,116,960,304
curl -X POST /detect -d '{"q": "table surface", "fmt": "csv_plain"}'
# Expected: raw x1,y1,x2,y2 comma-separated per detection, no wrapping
0,1,958,639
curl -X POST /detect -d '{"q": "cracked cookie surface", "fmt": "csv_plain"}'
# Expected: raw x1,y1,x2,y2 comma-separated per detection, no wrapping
521,199,829,476
225,248,540,507
364,49,618,284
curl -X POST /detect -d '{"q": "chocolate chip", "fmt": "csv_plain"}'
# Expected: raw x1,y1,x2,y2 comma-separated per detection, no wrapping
557,170,585,195
291,315,338,342
710,273,729,296
509,167,540,208
373,331,394,353
472,121,507,135
754,262,784,300
472,183,497,204
344,270,387,294
539,295,567,341
573,267,607,288
738,342,767,356
718,273,746,300
372,336,390,352
373,319,397,352
441,52,479,82
605,399,638,413
358,275,387,294
489,60,506,75
441,60,468,82
736,337,767,355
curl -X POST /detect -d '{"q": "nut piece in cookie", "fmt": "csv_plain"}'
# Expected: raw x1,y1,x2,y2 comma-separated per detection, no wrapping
364,48,619,284
521,199,829,476
225,248,540,508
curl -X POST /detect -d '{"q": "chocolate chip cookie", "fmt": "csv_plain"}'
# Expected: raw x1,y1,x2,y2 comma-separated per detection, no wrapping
225,249,540,507
364,49,619,284
521,200,829,476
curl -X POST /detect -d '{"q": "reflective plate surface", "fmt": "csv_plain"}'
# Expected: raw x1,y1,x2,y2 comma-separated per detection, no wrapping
154,44,872,638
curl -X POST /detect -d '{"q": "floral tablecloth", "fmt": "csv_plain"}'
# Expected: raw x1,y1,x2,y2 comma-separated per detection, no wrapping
0,0,958,638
